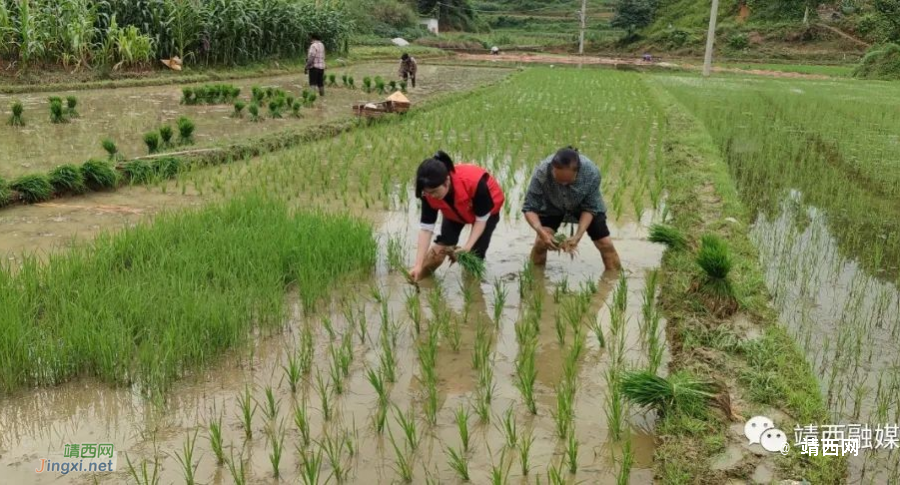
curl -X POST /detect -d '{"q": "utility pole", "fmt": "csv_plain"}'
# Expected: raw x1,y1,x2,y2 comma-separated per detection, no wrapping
702,0,720,77
578,0,587,55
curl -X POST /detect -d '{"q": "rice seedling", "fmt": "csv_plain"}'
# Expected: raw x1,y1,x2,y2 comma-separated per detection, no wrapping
423,372,439,427
181,87,194,105
605,367,625,441
298,448,325,485
489,447,511,485
291,102,302,118
547,460,566,484
80,159,119,189
152,157,181,179
445,316,462,353
237,385,256,440
267,419,286,478
283,350,302,394
177,116,195,144
696,234,735,299
515,341,538,414
554,310,566,346
226,447,247,485
497,405,518,448
328,74,337,86
616,436,634,485
400,81,407,92
143,131,160,154
48,164,86,194
492,279,507,325
261,385,280,421
405,289,422,335
125,446,162,485
394,405,420,451
10,174,53,203
362,76,372,93
457,251,486,280
207,411,225,465
323,317,337,341
314,370,334,422
388,80,397,92
649,223,687,250
319,430,347,482
293,400,312,449
172,429,199,485
508,424,530,475
564,425,579,475
388,425,414,483
8,101,24,126
375,76,386,95
348,76,355,88
65,96,79,117
329,346,345,395
299,325,314,376
447,445,470,481
341,74,348,87
553,380,575,439
455,405,472,452
472,322,491,371
49,98,67,123
339,333,353,377
619,370,715,416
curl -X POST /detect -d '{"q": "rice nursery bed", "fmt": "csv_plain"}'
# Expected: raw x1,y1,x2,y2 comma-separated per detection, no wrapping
1,67,678,484
655,73,900,482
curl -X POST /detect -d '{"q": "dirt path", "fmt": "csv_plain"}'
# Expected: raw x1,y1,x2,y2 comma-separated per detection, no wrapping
457,53,836,79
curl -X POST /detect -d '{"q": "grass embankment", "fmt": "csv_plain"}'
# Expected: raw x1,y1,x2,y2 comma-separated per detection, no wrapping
0,46,450,94
0,193,376,395
648,83,846,483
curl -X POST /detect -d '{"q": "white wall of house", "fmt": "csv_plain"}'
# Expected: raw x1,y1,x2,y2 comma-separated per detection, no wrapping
419,18,439,34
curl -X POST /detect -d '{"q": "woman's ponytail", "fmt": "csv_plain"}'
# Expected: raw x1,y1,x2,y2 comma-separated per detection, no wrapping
415,150,455,198
433,150,455,173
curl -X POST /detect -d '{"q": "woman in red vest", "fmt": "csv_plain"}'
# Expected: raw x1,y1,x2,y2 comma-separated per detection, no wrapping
409,151,505,282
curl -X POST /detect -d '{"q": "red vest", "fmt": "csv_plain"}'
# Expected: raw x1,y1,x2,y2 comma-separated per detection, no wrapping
424,164,505,224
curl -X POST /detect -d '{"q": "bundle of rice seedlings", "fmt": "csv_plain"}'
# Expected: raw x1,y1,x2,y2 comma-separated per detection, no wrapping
348,76,355,89
65,96,79,117
362,77,372,93
159,125,174,146
143,131,161,154
248,103,261,122
181,87,194,105
620,370,715,417
101,138,119,160
374,77,386,95
341,74,348,86
306,92,317,106
8,101,24,126
388,80,397,92
11,174,53,203
268,100,283,118
457,251,486,280
327,74,337,87
399,81,407,93
49,99,67,123
123,160,155,184
696,234,734,298
48,164,87,194
177,116,195,144
81,159,119,190
233,100,246,118
649,224,687,250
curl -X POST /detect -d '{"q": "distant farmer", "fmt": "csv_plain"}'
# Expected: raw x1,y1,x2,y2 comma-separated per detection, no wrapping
409,151,506,282
522,147,621,271
399,53,417,88
491,46,500,55
305,33,326,96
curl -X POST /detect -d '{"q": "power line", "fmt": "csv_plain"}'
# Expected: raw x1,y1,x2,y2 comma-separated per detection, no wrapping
432,1,605,14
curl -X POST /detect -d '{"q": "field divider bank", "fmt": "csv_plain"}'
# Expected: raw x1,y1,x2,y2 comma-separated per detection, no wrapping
647,81,847,483
0,72,513,212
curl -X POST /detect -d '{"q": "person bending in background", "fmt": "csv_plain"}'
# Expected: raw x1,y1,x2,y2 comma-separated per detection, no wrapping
522,147,622,271
408,151,506,282
304,33,326,96
399,53,417,88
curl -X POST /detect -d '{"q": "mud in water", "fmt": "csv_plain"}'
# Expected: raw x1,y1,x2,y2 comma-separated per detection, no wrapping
0,203,667,484
0,63,509,178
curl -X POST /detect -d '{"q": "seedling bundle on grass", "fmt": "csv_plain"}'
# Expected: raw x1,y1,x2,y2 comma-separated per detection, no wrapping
8,101,24,126
48,164,87,194
182,84,240,105
10,174,53,203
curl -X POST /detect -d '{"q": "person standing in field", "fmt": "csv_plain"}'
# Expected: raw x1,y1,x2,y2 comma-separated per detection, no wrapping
522,147,622,271
305,33,326,96
398,53,417,88
409,151,506,282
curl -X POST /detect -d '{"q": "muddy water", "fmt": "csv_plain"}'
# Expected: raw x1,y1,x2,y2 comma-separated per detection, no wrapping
0,203,666,484
0,63,509,178
751,191,900,483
